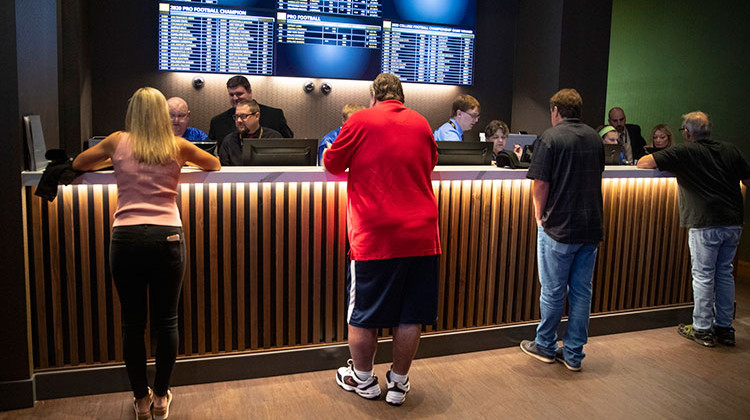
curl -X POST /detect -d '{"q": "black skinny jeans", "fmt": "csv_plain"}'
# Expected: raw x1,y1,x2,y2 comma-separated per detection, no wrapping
110,225,185,399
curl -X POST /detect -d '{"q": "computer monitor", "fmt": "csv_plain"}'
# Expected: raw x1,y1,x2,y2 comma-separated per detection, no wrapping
603,144,624,165
436,141,493,165
192,141,216,152
86,136,106,150
242,138,318,166
505,134,537,151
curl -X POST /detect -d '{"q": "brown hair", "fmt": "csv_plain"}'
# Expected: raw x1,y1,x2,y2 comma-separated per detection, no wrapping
227,75,251,92
451,94,480,117
370,73,405,103
235,99,259,113
484,120,509,139
549,89,582,119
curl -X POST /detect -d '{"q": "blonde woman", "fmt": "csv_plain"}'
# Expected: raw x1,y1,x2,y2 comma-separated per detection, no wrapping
73,87,220,419
649,124,674,149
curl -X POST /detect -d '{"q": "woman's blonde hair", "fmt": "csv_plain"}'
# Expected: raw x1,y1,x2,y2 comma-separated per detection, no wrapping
125,87,178,165
649,123,674,147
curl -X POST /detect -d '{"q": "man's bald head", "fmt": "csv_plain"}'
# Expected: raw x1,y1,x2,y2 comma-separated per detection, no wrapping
167,97,188,111
608,107,624,118
167,96,190,137
608,107,626,133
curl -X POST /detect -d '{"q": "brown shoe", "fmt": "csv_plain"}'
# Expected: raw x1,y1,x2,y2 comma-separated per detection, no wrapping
133,388,152,420
152,389,172,420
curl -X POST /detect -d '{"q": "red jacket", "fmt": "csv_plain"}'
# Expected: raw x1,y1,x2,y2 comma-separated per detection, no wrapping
324,100,441,260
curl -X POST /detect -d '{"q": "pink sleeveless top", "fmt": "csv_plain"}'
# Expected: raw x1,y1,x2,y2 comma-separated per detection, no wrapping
112,135,182,227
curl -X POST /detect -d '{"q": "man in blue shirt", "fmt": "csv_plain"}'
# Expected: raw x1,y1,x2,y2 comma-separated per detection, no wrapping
318,103,365,164
168,97,209,142
433,94,481,141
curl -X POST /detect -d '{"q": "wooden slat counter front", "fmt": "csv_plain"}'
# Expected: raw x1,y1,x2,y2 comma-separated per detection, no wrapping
21,166,690,372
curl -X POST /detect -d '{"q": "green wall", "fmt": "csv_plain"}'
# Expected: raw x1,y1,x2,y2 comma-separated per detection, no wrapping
606,1,750,259
606,1,749,150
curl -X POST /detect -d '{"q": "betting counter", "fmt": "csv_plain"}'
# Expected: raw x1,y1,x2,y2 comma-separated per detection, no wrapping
20,166,692,397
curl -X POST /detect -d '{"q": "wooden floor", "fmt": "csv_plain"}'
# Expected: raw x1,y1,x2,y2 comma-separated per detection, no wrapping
5,278,750,419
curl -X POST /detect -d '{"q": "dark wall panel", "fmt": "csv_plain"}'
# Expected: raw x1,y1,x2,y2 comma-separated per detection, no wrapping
1,0,34,410
511,0,612,134
16,0,59,150
559,0,612,127
510,0,563,135
58,0,92,154
464,0,519,136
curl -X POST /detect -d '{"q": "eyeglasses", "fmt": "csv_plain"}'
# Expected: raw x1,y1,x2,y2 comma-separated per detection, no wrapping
170,113,188,120
233,112,258,120
463,111,480,120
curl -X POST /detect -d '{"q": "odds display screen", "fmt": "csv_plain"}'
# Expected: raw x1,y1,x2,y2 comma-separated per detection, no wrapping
278,0,381,17
158,0,476,85
275,13,381,79
158,4,275,74
382,22,474,85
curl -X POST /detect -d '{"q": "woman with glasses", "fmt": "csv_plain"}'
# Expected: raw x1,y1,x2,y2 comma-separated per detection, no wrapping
73,87,220,419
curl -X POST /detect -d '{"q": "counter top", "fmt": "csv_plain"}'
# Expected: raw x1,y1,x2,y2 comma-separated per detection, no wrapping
22,165,672,186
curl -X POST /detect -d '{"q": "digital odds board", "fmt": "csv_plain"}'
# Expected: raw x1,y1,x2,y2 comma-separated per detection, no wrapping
158,0,476,85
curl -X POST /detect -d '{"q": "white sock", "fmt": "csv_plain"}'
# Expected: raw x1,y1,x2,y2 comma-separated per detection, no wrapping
390,370,408,384
354,367,373,381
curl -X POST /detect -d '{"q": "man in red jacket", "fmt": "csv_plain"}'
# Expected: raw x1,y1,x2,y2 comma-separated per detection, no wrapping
323,73,441,406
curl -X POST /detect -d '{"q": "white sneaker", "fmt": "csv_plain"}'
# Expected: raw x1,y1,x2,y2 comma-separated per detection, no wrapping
152,389,172,420
385,369,410,406
335,359,381,400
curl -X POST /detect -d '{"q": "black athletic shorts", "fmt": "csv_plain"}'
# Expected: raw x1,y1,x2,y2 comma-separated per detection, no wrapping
346,255,439,328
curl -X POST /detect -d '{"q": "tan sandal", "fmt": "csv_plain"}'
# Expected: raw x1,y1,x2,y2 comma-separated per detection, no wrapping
133,387,153,420
152,389,172,420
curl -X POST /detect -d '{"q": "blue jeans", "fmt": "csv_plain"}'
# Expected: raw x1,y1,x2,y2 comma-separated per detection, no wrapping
535,227,598,366
687,226,741,331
